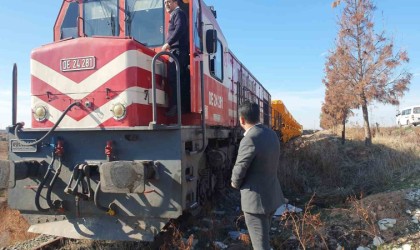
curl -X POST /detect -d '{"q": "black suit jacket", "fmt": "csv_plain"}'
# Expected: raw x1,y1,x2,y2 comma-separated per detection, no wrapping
167,7,188,52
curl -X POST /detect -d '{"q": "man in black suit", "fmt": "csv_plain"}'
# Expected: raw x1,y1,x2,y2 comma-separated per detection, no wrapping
231,101,285,250
162,0,189,116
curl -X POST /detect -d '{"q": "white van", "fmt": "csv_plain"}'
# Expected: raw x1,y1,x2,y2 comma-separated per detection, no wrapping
396,106,420,126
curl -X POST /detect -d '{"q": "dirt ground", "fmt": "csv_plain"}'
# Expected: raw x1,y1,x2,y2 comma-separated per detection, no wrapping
322,189,420,249
0,201,38,248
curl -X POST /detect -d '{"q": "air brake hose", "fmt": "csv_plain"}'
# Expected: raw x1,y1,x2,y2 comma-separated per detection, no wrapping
14,102,80,146
94,181,117,216
35,154,56,212
46,158,63,210
94,181,108,212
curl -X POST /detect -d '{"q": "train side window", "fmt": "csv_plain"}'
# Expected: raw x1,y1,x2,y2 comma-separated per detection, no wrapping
209,39,223,81
61,2,79,39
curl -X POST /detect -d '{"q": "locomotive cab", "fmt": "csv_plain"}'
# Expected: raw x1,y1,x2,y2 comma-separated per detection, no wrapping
30,0,201,129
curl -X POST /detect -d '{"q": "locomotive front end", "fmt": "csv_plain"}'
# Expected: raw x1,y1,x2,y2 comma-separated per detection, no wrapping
0,0,198,241
31,37,168,129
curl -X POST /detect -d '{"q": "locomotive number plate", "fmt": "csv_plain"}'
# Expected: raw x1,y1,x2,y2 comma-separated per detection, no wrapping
60,56,96,72
10,139,37,153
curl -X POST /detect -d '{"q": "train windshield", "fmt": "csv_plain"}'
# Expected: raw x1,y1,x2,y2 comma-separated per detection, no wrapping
84,0,119,37
126,0,164,46
60,2,79,39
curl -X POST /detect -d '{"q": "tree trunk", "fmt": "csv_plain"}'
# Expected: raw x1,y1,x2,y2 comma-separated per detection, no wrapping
341,113,346,145
361,101,372,146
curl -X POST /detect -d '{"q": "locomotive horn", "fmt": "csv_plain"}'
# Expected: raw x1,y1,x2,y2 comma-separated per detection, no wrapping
12,63,17,126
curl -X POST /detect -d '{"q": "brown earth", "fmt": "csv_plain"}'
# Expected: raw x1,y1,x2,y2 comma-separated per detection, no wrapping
322,189,420,249
0,201,38,247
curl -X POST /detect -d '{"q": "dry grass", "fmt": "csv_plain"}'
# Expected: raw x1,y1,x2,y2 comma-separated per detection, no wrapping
159,222,195,250
0,139,7,161
272,188,420,249
271,126,420,249
279,127,420,202
277,195,327,249
270,127,420,249
344,195,380,240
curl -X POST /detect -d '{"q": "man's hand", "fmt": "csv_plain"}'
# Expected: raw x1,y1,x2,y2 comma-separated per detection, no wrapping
231,182,238,189
161,43,170,51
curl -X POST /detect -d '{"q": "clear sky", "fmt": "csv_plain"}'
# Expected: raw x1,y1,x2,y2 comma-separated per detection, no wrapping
0,0,419,129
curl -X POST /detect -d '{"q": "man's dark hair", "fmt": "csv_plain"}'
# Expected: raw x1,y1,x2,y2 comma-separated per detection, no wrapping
239,101,260,124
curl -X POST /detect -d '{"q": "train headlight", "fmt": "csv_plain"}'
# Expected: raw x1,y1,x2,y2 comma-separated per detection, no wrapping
33,106,48,121
111,103,127,120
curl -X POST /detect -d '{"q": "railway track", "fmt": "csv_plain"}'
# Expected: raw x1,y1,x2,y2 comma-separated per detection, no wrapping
3,235,61,250
31,236,65,250
4,236,152,250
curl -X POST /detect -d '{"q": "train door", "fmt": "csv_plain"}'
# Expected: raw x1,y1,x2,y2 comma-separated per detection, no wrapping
190,0,203,114
164,0,204,121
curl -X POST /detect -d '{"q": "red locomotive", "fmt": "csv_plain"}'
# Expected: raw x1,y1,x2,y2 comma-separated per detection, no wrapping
0,0,301,241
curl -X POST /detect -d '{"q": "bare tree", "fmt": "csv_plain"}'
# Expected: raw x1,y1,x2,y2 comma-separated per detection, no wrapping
322,76,355,143
323,39,359,143
327,0,412,145
320,111,336,131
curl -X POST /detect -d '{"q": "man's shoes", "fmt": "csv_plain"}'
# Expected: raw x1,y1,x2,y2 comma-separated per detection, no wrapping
165,105,177,117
